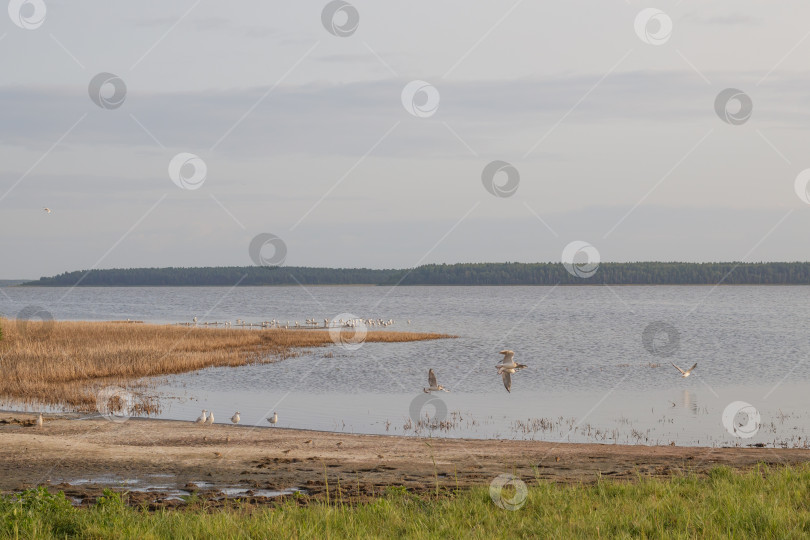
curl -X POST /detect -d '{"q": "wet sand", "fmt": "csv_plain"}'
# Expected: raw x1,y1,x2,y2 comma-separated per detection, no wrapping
2,412,808,508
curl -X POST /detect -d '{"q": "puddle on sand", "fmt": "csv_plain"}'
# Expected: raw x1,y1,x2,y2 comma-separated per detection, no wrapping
69,477,139,486
129,486,191,501
51,476,306,504
218,487,304,498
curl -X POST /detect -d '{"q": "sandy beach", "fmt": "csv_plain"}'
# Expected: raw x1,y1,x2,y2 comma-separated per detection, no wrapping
2,411,808,508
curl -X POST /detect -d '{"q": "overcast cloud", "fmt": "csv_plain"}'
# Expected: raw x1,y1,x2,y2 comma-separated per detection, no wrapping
2,1,810,278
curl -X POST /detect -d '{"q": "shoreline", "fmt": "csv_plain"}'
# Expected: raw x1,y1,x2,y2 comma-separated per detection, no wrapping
2,412,808,507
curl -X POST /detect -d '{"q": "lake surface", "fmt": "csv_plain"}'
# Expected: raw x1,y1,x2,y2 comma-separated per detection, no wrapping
2,285,810,447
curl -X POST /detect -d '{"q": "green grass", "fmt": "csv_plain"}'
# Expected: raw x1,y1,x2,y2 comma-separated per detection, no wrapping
3,465,810,539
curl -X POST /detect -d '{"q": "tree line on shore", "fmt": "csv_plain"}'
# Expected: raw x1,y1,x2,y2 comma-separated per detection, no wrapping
19,262,810,286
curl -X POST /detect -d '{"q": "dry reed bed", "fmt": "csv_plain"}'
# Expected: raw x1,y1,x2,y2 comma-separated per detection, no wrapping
0,318,453,414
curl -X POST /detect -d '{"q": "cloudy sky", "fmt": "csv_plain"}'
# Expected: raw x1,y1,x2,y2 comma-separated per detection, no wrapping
2,1,810,279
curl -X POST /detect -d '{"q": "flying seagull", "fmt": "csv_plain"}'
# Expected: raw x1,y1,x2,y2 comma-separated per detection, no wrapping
671,362,697,378
42,207,51,214
496,350,527,393
423,368,449,393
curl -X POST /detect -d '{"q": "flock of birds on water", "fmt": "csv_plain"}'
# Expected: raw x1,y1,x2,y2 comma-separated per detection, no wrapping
182,317,404,329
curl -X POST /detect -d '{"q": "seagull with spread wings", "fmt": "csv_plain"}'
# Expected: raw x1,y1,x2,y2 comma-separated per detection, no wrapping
423,368,449,393
496,350,527,393
670,361,697,378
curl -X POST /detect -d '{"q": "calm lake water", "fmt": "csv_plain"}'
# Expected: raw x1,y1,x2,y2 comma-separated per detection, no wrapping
2,285,810,447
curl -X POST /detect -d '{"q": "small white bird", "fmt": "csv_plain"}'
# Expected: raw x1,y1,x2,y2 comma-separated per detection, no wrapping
231,412,240,424
205,411,214,425
423,368,449,393
195,409,207,424
42,207,51,214
267,412,278,426
671,362,697,378
496,350,527,393
36,413,43,428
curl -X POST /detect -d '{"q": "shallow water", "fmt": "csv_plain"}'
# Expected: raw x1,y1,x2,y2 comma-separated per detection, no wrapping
45,475,302,505
2,285,810,446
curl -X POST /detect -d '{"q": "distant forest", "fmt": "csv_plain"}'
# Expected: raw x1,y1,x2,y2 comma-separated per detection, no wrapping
19,262,810,286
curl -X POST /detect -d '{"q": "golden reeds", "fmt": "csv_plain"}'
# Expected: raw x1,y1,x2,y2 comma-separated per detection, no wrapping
0,318,454,414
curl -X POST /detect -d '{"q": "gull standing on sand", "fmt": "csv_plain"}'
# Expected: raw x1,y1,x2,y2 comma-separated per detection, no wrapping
205,411,214,425
36,413,43,428
231,412,240,424
423,369,449,393
195,409,207,424
496,350,527,393
670,362,697,378
267,412,278,426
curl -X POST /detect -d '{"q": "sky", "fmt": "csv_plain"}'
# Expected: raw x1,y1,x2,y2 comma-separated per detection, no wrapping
2,1,810,279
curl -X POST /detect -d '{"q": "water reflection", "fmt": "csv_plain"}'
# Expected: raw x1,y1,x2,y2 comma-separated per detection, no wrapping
681,389,696,415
